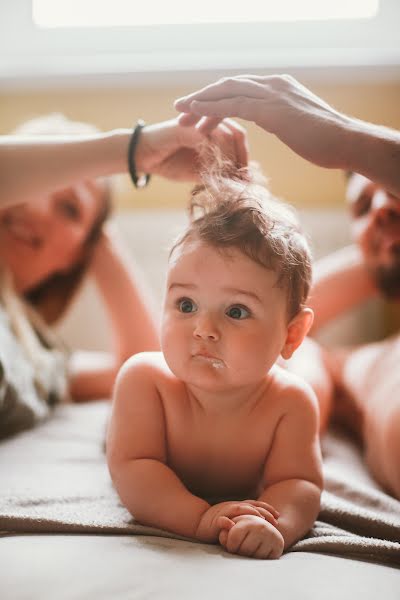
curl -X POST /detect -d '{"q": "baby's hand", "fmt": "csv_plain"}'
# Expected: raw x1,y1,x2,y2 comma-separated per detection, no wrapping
219,515,284,559
195,500,279,544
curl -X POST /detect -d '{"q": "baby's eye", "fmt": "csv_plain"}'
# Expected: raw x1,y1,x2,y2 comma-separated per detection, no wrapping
177,298,197,314
226,305,250,320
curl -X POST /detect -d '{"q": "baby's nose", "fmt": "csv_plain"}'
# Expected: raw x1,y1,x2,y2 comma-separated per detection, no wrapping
193,314,220,341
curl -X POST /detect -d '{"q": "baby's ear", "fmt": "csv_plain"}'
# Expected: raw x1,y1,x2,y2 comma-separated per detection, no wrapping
280,308,314,360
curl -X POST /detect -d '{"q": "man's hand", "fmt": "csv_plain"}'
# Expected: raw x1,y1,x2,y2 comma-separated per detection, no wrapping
135,117,248,182
219,514,284,560
195,500,279,544
175,74,351,170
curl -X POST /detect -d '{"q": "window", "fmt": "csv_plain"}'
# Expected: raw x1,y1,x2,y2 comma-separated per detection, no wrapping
1,0,399,83
33,0,379,27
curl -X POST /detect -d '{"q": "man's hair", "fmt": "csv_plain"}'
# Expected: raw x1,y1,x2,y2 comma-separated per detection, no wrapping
170,156,312,320
11,113,111,324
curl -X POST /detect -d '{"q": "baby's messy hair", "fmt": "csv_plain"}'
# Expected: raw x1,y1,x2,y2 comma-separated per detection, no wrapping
170,146,312,320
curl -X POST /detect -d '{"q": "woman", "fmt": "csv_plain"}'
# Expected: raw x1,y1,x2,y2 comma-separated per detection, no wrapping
0,113,248,436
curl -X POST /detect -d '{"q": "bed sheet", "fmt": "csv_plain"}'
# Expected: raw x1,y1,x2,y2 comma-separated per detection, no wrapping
0,401,399,600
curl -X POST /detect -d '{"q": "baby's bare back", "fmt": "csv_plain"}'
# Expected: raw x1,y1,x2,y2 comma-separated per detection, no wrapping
154,366,288,501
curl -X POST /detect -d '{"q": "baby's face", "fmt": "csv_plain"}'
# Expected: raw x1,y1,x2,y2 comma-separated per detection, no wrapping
161,239,289,392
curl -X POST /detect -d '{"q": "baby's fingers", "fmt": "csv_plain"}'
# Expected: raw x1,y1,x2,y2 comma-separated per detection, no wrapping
243,500,280,519
217,516,236,531
253,508,279,527
219,528,229,547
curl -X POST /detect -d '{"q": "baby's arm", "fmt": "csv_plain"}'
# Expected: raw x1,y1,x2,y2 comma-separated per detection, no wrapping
220,380,322,558
107,354,278,542
258,381,323,550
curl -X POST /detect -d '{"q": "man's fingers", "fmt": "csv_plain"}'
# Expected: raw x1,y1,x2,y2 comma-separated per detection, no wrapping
188,97,268,128
177,112,202,127
175,76,269,111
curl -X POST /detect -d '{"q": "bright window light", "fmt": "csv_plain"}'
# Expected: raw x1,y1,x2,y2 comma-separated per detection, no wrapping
33,0,380,28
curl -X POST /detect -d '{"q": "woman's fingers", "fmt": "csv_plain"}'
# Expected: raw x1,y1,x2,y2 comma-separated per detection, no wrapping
223,118,249,168
202,118,249,167
204,120,248,168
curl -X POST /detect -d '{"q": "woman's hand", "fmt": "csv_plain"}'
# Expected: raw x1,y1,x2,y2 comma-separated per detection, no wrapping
175,74,351,170
135,117,248,182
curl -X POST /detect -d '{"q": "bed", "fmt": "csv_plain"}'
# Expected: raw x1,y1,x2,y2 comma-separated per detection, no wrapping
1,210,399,599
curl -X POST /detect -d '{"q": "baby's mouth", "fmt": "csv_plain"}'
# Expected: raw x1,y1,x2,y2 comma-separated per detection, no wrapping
192,353,225,369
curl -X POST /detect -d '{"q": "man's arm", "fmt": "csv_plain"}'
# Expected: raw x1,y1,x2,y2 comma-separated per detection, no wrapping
258,381,323,550
175,74,400,198
309,244,377,334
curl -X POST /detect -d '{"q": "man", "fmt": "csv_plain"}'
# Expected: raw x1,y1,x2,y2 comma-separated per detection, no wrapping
311,172,400,499
175,74,400,498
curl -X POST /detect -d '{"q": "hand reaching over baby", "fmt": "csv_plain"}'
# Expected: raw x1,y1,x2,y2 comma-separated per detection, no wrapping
219,514,284,560
195,500,279,544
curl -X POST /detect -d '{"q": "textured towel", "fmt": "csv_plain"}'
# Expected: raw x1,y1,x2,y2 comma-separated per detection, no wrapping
0,401,399,567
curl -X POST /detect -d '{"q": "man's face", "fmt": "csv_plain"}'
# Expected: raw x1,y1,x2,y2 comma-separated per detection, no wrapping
347,173,400,299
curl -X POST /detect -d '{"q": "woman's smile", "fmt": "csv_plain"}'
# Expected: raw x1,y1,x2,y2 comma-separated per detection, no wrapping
2,213,42,248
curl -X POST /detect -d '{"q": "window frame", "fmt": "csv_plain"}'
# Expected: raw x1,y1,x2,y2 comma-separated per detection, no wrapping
1,0,399,86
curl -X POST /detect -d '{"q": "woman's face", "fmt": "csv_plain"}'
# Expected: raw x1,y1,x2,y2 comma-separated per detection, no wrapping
0,180,105,293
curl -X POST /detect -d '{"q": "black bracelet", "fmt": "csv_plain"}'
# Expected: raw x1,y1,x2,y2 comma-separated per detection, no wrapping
128,119,151,189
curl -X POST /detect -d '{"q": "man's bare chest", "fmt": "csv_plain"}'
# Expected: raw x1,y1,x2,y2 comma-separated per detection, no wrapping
342,335,400,407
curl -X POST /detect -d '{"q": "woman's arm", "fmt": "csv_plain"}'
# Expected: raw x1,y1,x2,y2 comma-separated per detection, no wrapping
0,131,129,208
0,118,248,209
175,74,400,198
68,227,159,401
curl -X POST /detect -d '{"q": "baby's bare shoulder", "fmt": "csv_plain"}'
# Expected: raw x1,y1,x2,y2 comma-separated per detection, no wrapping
118,352,173,383
269,364,319,415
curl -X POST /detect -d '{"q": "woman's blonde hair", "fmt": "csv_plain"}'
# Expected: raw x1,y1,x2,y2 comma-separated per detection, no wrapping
0,269,69,404
170,149,312,320
11,113,111,323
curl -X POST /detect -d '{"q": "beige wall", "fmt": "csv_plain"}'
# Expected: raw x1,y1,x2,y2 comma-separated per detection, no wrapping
1,76,399,211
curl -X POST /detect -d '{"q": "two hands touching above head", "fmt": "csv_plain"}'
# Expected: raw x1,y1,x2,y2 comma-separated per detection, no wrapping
175,73,400,198
136,117,248,182
195,499,283,560
175,74,350,170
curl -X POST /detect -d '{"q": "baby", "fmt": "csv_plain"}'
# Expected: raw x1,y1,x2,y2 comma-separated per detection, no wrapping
107,165,323,559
